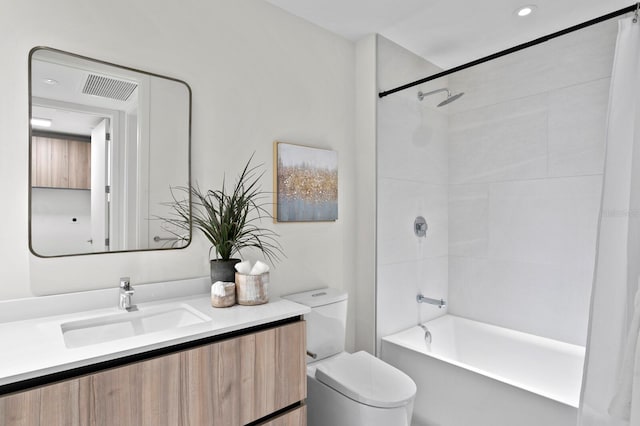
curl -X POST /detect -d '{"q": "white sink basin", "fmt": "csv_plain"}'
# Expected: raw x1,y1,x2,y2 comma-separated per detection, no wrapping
61,303,211,348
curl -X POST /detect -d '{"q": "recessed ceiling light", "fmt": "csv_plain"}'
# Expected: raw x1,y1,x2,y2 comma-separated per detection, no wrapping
42,78,58,85
515,5,537,17
31,118,52,128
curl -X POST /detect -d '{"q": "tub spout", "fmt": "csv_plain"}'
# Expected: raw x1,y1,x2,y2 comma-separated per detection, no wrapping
419,324,432,345
416,294,446,308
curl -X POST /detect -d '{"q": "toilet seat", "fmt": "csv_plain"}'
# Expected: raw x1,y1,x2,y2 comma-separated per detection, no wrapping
314,351,417,409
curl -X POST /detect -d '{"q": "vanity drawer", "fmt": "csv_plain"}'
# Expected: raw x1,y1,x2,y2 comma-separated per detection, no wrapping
0,320,306,426
184,320,307,425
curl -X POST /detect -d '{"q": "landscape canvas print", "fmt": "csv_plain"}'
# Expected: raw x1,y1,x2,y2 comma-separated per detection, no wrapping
275,142,338,222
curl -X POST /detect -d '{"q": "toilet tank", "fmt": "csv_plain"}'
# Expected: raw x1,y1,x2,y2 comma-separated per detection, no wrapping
283,288,348,362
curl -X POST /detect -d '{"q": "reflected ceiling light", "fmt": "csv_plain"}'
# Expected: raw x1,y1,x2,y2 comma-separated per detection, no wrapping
42,78,58,85
515,5,537,17
31,118,52,128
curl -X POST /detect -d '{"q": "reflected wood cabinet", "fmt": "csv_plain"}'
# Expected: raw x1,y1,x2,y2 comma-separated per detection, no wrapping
31,136,90,190
0,321,307,426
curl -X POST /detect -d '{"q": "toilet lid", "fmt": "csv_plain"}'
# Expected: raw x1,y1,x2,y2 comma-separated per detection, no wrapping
315,351,417,408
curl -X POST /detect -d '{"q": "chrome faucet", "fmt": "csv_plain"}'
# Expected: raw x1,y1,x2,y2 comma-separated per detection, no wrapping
416,294,446,309
119,277,137,311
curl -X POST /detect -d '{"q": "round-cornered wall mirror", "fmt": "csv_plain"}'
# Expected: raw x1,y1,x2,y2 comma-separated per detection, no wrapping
28,47,192,257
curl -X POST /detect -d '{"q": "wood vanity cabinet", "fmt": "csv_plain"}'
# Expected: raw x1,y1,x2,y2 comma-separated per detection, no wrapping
31,136,91,190
0,320,307,426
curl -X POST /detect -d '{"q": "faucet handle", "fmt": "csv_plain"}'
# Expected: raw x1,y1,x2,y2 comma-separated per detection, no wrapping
119,277,131,290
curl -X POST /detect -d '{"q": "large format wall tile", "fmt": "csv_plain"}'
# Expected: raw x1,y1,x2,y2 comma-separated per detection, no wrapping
444,23,611,344
377,256,448,339
448,255,594,345
378,20,614,348
376,36,450,351
378,178,448,265
487,176,602,266
448,94,548,184
377,35,443,101
447,19,617,114
548,78,609,177
448,175,602,345
449,184,489,257
378,95,448,184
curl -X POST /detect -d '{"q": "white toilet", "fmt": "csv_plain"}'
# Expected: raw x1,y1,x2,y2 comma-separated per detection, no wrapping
284,288,416,426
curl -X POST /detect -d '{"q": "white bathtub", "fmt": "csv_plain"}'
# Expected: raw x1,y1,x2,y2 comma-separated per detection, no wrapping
381,315,585,426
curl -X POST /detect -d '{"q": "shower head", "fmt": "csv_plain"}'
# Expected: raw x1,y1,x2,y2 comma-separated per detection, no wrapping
437,91,464,106
417,88,464,107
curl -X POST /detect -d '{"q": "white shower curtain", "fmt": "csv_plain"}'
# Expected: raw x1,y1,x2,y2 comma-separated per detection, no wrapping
579,17,640,426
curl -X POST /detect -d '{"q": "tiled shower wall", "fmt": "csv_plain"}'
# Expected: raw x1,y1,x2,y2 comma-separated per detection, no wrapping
377,18,619,348
446,20,617,345
376,36,450,350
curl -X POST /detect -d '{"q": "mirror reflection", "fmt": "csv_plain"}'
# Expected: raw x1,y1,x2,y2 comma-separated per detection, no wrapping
29,47,191,257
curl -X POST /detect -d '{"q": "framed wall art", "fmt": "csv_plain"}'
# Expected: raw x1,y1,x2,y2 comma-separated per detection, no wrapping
273,142,338,222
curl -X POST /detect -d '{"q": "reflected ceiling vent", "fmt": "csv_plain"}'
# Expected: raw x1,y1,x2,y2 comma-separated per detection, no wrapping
82,74,137,101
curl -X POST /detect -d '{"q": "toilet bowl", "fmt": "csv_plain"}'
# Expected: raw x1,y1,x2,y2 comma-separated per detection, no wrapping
283,288,416,426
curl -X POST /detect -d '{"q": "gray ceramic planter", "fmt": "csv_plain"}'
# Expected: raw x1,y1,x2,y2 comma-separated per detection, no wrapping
210,258,241,283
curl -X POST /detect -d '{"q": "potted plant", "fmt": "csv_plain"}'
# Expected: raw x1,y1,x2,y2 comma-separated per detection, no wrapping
161,155,283,283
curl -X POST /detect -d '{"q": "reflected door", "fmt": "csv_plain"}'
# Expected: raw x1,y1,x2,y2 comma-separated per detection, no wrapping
90,118,110,251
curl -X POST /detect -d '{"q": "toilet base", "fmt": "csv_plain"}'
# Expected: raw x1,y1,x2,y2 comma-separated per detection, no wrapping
306,371,414,426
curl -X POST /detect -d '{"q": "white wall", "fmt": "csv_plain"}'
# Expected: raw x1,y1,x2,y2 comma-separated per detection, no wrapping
354,34,378,354
0,0,360,349
446,20,617,345
31,188,91,255
376,36,450,351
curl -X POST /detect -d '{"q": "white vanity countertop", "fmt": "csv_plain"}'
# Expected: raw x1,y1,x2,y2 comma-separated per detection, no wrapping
0,277,310,388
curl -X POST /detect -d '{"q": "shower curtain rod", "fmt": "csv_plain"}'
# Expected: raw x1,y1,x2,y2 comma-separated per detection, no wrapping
378,3,638,98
